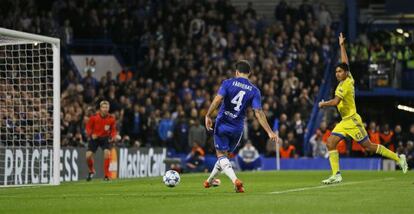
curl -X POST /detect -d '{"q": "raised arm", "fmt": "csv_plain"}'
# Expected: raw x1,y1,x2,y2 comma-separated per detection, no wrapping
319,33,351,109
205,95,223,131
339,32,349,65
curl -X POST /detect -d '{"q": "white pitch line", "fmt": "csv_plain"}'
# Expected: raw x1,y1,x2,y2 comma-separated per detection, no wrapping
269,177,395,195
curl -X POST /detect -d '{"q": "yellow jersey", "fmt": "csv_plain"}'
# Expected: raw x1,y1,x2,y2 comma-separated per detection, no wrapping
335,74,357,119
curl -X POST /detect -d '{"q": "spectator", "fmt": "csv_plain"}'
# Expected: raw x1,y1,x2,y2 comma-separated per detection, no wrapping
118,68,133,83
188,119,207,149
396,141,405,156
274,113,290,133
61,19,74,45
299,0,314,21
406,124,414,144
118,135,133,148
237,141,261,171
82,69,98,90
310,129,328,158
243,2,257,19
320,121,331,144
287,131,300,156
406,141,414,169
145,110,161,147
279,139,297,159
368,122,381,145
121,103,136,140
292,113,305,155
173,113,189,153
337,139,348,157
249,120,267,154
351,139,366,157
185,141,206,172
274,0,288,21
158,112,174,147
380,124,394,151
189,12,205,39
392,124,404,149
317,4,332,28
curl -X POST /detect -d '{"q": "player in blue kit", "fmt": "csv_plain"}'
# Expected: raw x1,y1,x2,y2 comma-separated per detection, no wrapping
204,60,279,193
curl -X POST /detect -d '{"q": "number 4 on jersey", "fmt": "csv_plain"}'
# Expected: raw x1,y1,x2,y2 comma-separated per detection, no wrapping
231,91,246,111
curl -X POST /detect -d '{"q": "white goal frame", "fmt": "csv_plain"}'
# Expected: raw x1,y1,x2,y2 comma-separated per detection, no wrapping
0,28,60,187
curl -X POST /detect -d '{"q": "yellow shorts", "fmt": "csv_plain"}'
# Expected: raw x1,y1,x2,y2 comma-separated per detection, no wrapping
332,114,368,143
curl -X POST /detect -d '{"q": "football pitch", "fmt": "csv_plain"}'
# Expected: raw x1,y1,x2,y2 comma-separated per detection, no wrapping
1,171,412,214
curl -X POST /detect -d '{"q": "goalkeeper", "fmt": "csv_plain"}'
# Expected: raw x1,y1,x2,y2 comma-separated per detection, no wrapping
85,100,117,181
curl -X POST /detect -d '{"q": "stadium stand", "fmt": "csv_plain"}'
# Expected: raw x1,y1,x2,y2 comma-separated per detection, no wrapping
1,0,413,160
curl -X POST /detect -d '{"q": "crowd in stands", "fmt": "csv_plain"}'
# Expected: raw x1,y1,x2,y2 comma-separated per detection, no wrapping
54,0,334,157
7,0,413,165
346,30,414,90
348,31,413,64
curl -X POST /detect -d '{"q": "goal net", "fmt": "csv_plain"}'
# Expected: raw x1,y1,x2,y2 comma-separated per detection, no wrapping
0,28,60,186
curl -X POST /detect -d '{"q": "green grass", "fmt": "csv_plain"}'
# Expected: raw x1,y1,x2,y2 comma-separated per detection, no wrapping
1,171,413,214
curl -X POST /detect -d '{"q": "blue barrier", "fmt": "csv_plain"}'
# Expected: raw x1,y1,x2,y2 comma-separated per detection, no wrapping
261,157,382,170
174,154,383,171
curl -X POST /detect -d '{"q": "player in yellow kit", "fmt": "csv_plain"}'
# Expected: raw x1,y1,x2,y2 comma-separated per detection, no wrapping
318,33,408,184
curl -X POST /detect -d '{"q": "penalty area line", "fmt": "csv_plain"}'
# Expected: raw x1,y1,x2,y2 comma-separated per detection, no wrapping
268,177,395,195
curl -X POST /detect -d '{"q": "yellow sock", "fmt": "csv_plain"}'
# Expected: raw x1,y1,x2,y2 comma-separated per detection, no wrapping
328,150,340,175
376,145,400,162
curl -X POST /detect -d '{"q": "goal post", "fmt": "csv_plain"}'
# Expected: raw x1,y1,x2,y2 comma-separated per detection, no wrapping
0,28,60,186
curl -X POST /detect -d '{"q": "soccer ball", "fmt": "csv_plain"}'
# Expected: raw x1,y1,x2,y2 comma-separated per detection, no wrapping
163,170,180,187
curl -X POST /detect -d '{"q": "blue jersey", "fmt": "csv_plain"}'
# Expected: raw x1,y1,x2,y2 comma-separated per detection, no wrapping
216,77,262,131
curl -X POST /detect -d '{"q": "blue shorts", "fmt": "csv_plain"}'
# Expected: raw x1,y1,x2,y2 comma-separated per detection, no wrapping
214,123,243,152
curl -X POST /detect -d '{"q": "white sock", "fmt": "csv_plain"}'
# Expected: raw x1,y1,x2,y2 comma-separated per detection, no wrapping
218,157,237,183
207,160,221,183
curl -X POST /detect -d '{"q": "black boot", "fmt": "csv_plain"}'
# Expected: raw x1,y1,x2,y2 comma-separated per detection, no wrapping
86,172,94,181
